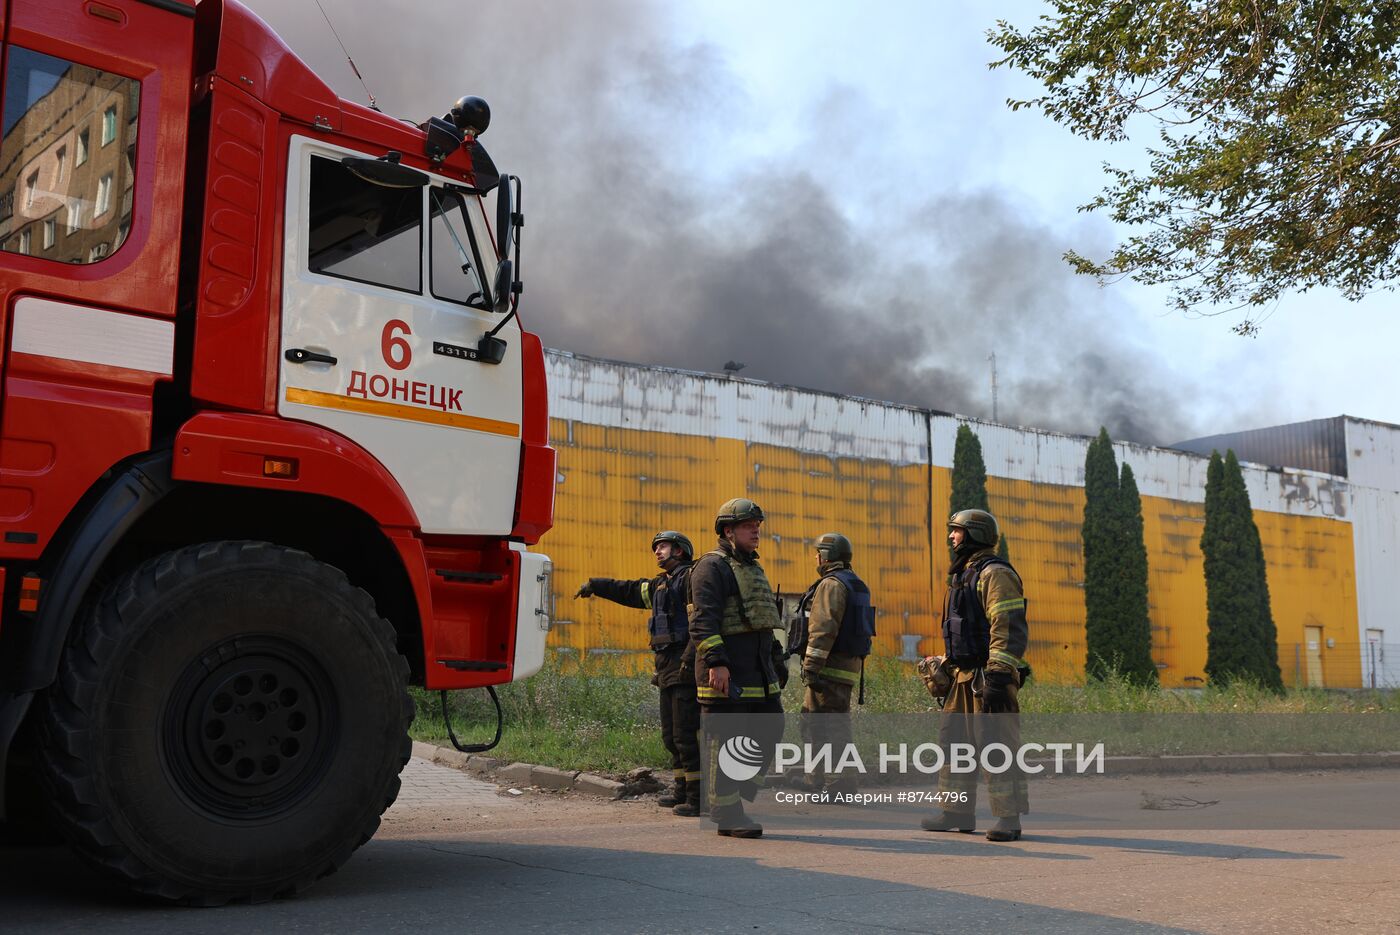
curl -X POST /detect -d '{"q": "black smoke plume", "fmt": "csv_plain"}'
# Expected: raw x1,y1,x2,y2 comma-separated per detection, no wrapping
244,0,1212,444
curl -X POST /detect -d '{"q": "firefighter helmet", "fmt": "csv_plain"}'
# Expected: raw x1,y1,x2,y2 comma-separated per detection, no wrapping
714,498,764,535
948,509,998,547
814,532,853,563
651,530,693,561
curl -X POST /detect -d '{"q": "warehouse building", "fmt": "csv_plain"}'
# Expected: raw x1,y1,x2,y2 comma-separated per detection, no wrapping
542,350,1398,689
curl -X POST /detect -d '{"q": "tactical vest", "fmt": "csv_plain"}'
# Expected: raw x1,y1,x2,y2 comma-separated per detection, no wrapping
795,568,876,658
707,551,783,636
648,564,692,648
942,555,1015,664
828,569,876,656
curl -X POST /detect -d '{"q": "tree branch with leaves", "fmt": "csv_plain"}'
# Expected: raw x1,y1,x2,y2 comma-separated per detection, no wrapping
990,1,1400,328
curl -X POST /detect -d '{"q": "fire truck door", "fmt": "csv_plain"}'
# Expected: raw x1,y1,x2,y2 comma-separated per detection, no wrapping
278,139,522,536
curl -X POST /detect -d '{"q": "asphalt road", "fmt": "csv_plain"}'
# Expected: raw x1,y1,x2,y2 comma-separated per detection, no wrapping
4,758,1398,934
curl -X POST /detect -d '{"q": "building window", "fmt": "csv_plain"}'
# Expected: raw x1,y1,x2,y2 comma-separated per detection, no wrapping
96,174,113,217
0,47,140,264
18,229,31,254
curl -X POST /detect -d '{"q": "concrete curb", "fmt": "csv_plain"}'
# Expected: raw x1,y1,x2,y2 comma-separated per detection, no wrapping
412,741,627,799
411,741,1400,797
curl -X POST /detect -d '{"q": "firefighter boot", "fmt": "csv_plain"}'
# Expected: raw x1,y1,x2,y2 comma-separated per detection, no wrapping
658,778,685,809
673,784,703,817
986,817,1022,842
920,811,976,833
713,805,763,838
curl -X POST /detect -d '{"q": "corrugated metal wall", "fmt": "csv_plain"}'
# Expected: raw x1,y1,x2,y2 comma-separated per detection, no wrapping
1172,417,1348,478
1344,418,1400,681
541,351,1379,687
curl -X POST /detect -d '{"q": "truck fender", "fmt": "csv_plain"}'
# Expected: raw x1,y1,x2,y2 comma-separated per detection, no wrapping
0,449,174,815
19,449,176,691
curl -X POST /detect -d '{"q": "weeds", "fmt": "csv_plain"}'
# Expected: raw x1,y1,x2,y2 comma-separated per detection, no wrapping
410,652,1400,773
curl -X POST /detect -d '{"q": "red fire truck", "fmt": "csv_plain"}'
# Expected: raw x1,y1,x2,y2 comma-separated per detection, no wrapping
0,0,556,902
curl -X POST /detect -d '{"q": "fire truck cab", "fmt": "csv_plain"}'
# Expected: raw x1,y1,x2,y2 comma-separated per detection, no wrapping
0,0,555,902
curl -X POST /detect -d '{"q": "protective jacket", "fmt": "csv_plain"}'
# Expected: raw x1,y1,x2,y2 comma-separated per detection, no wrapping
942,547,1028,676
585,562,695,688
688,539,783,704
798,561,874,685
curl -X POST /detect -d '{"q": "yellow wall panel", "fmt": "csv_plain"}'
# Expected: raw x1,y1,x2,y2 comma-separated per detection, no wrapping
985,478,1088,683
545,418,936,662
542,417,1360,688
1256,509,1360,687
748,445,936,658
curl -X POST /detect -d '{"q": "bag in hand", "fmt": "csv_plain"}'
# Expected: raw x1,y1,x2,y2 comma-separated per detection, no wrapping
916,654,953,701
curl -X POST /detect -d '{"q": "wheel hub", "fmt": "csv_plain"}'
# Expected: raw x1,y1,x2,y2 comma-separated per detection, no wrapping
166,637,336,819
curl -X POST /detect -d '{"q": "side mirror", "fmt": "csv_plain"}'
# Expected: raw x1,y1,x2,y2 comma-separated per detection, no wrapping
492,259,513,314
495,176,514,257
475,334,508,365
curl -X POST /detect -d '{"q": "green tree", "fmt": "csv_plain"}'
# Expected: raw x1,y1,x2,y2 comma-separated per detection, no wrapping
990,3,1400,325
1201,450,1284,689
949,424,1010,560
1082,429,1156,681
1116,463,1158,684
950,424,992,516
1082,428,1122,679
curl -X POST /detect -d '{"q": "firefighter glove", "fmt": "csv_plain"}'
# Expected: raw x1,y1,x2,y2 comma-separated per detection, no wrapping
771,643,789,689
981,668,1016,711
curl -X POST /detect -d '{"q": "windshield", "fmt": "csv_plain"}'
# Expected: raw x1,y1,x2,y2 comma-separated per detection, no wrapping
429,186,497,310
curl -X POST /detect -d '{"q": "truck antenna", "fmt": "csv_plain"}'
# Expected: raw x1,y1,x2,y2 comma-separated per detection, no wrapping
313,0,380,112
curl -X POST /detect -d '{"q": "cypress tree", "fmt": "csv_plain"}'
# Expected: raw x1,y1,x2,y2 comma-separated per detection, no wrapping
1202,450,1284,690
1202,451,1248,682
1081,428,1121,680
1116,463,1158,684
1082,429,1157,681
950,424,993,560
950,424,991,515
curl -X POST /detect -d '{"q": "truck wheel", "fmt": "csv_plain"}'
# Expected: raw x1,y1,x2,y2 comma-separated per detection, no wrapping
34,541,413,904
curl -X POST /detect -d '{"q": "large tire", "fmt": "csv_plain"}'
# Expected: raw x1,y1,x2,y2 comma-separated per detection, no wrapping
34,541,413,904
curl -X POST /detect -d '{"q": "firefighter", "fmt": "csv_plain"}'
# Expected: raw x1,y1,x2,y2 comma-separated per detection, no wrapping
920,509,1030,842
575,531,702,816
795,532,875,796
690,498,786,838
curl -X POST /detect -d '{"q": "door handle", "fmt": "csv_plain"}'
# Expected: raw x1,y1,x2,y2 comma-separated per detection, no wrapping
285,348,338,366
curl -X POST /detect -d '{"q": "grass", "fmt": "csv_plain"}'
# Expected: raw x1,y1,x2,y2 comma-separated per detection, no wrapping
411,651,667,774
409,653,1400,774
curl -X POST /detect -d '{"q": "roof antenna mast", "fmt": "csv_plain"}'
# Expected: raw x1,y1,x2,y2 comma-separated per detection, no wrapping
313,0,380,112
988,352,999,423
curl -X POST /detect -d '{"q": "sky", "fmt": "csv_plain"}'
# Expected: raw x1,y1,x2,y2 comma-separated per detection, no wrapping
242,0,1397,445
